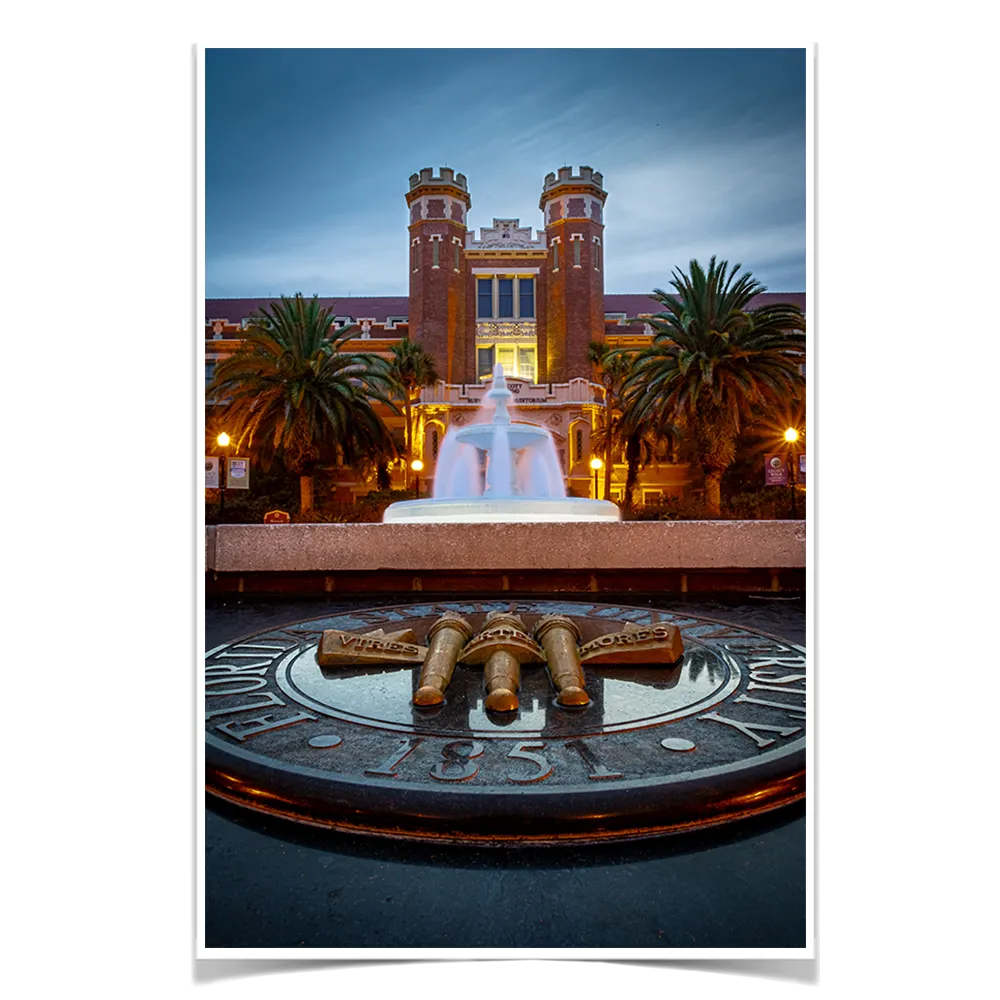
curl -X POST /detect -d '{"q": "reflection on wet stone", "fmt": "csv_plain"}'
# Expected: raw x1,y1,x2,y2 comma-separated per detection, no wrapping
290,636,729,736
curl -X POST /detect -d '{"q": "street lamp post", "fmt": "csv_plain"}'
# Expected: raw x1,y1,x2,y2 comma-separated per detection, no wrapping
411,459,424,497
784,428,799,519
217,432,231,521
590,457,603,500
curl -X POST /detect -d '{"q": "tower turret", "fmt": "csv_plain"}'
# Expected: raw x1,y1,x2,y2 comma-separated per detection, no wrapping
540,166,607,381
405,168,471,382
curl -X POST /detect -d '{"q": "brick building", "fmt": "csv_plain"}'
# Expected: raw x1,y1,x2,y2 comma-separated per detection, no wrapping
206,166,805,505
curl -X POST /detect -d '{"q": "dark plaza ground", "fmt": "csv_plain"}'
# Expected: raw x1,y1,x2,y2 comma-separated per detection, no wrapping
205,593,806,950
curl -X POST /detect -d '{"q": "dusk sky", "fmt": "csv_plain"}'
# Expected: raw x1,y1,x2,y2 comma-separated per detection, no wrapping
205,48,806,298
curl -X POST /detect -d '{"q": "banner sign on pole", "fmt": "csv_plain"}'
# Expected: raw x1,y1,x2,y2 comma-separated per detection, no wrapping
205,456,219,490
765,454,788,486
227,457,250,490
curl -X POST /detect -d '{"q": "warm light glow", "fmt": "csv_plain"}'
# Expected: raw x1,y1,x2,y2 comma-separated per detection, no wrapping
783,428,799,443
590,457,603,471
411,459,424,472
217,432,231,447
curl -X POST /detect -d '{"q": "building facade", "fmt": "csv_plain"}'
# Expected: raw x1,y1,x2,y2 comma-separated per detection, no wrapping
206,166,805,505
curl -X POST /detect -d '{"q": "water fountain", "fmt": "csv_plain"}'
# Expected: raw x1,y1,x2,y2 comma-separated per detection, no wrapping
383,364,621,523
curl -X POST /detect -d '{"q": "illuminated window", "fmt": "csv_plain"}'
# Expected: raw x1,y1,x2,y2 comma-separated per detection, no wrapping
575,428,583,464
518,346,536,382
496,345,516,375
432,428,440,460
477,345,495,379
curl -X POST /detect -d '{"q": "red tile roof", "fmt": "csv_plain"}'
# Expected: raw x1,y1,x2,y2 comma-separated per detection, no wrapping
205,292,805,324
205,296,410,324
605,292,806,317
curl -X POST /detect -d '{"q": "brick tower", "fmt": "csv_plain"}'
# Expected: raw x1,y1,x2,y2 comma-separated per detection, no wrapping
405,168,471,383
540,166,607,381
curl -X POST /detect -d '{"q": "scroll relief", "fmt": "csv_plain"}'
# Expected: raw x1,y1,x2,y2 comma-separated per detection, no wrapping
316,610,684,713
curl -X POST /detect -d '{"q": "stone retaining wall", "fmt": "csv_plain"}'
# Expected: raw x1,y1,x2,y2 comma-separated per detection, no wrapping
207,521,805,575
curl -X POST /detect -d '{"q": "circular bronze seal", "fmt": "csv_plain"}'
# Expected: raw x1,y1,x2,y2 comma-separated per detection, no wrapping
205,600,806,844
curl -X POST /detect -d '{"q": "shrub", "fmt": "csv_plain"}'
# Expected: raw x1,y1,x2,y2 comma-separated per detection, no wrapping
351,488,419,522
628,494,712,521
291,509,357,523
207,493,296,525
626,486,804,521
727,485,803,520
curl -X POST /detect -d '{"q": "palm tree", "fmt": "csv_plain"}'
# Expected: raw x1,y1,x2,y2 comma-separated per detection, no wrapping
622,257,805,517
388,338,439,489
592,408,681,514
587,341,631,500
209,294,400,512
589,341,681,512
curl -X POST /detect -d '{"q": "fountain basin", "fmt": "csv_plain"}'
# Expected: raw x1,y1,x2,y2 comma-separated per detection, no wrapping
382,496,621,524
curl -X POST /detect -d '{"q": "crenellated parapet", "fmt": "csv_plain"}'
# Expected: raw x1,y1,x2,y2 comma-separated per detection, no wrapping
406,166,472,225
408,166,469,191
539,165,607,225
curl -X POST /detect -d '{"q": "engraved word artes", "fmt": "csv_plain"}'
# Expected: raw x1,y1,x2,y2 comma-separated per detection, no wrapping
315,609,684,714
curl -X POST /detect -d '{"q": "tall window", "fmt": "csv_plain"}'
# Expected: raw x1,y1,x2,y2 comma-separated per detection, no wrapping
496,345,515,374
477,278,493,318
518,346,536,381
553,241,559,269
431,428,440,460
498,278,514,318
432,240,440,267
477,345,495,379
454,242,460,270
573,239,581,267
518,277,534,318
